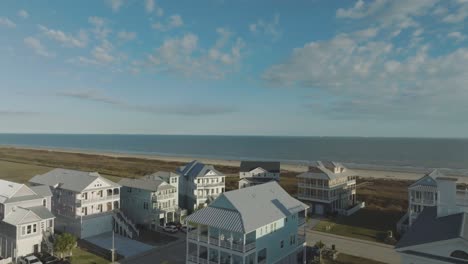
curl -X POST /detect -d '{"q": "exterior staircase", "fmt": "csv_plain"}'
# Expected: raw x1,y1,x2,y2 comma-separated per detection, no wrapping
113,209,140,239
42,228,55,254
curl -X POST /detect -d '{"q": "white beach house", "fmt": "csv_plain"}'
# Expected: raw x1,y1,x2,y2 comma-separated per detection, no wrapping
395,177,468,264
296,161,357,215
29,168,139,239
238,161,280,189
177,161,225,212
186,181,308,264
0,180,55,261
119,171,186,229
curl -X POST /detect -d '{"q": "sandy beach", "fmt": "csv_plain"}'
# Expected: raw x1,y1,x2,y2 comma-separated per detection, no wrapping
3,145,468,184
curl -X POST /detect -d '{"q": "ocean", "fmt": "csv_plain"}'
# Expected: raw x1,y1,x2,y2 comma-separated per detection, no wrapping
0,134,467,174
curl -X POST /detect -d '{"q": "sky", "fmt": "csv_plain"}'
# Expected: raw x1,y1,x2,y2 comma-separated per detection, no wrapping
0,0,467,137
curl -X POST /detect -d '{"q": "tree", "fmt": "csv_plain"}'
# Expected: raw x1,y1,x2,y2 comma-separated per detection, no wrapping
54,233,77,258
315,240,326,264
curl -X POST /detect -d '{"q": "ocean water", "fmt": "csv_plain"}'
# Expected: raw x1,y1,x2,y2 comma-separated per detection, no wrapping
0,134,467,174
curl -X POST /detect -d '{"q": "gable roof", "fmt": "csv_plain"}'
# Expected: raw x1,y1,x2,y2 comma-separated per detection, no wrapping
409,169,441,189
297,161,356,180
29,168,120,193
3,206,55,226
187,181,308,233
30,185,53,198
177,160,223,178
0,180,50,204
119,178,172,192
396,207,468,249
240,161,280,173
143,171,179,182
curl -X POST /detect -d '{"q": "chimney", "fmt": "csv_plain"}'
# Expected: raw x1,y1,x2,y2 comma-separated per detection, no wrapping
436,177,458,218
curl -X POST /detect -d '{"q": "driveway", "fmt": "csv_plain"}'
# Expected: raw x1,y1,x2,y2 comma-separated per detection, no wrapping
85,233,154,258
307,230,400,264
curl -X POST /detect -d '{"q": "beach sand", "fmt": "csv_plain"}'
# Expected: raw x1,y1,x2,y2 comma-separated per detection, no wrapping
3,145,468,184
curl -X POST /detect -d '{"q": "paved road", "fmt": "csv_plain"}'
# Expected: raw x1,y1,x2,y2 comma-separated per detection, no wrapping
307,230,400,264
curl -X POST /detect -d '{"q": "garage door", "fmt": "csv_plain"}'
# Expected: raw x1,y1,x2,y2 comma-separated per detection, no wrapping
315,204,324,215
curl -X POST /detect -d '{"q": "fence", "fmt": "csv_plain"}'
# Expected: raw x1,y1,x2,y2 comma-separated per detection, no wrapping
342,201,365,216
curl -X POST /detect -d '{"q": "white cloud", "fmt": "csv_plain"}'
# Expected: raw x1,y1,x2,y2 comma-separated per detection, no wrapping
24,37,54,57
336,0,439,31
263,32,468,120
448,31,466,41
152,14,183,31
249,14,281,40
145,29,245,79
38,25,88,48
0,17,16,28
117,31,136,41
442,1,468,23
88,16,111,40
354,27,379,39
144,0,163,15
106,0,123,12
18,10,29,19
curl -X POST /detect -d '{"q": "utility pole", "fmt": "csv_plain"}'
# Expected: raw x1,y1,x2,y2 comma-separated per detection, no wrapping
111,229,115,263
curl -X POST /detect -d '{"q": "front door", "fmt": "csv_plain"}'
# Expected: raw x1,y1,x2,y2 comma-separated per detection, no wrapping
33,244,39,254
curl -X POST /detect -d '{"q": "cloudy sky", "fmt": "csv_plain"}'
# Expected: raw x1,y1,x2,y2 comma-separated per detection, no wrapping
1,0,467,137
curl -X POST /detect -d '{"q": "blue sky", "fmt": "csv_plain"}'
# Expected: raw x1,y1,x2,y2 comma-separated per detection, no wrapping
1,0,467,137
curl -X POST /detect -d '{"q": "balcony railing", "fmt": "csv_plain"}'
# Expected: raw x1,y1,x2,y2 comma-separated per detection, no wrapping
78,194,119,206
188,255,198,263
153,193,175,201
410,198,435,205
189,231,256,253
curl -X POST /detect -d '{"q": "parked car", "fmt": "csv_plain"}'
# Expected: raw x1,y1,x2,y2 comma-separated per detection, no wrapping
166,222,182,229
180,225,195,233
162,225,178,233
19,255,43,264
37,253,60,264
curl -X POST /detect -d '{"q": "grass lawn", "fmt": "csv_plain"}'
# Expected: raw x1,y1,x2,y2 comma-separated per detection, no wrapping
313,208,404,243
71,247,109,264
322,253,387,264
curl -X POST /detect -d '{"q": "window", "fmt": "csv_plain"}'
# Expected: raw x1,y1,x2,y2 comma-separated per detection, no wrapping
280,240,284,248
43,199,47,207
33,224,37,233
27,225,32,234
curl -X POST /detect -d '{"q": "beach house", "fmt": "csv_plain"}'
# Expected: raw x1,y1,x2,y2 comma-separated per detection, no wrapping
29,168,139,239
238,161,280,189
296,161,357,215
186,181,308,264
395,177,468,264
119,171,185,229
177,160,225,212
0,180,55,261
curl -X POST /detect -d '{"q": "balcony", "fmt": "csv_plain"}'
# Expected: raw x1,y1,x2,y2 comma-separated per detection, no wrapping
78,194,119,206
410,198,435,205
153,193,175,201
188,231,256,253
197,182,225,188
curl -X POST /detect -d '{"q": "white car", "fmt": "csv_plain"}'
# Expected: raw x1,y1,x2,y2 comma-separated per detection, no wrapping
162,225,178,233
19,256,43,264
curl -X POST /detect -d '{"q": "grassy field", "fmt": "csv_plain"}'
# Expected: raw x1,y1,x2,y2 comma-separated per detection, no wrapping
71,247,109,264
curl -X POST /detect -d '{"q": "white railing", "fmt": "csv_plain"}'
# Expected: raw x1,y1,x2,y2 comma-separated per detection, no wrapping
80,194,119,205
188,232,198,240
153,193,175,201
411,198,435,205
197,182,225,187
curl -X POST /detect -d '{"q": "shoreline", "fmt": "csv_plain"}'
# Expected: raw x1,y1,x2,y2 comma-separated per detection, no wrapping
1,145,468,183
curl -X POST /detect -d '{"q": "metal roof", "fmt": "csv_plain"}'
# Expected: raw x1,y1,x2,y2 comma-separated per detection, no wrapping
0,180,24,201
30,185,53,198
297,161,356,180
177,160,223,179
119,178,169,192
29,168,120,192
28,206,55,220
143,171,179,182
409,172,439,188
396,207,467,249
239,161,280,173
3,206,54,226
187,207,245,233
188,182,308,234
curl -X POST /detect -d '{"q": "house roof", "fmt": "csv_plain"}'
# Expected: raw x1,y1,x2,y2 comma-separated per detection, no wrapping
187,181,308,234
239,178,277,184
3,206,55,226
119,178,172,192
186,207,245,233
30,185,53,198
297,161,356,180
29,168,120,192
396,207,468,249
0,180,24,202
177,160,223,178
144,171,179,182
239,161,280,173
409,170,441,189
0,180,50,204
400,250,468,264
